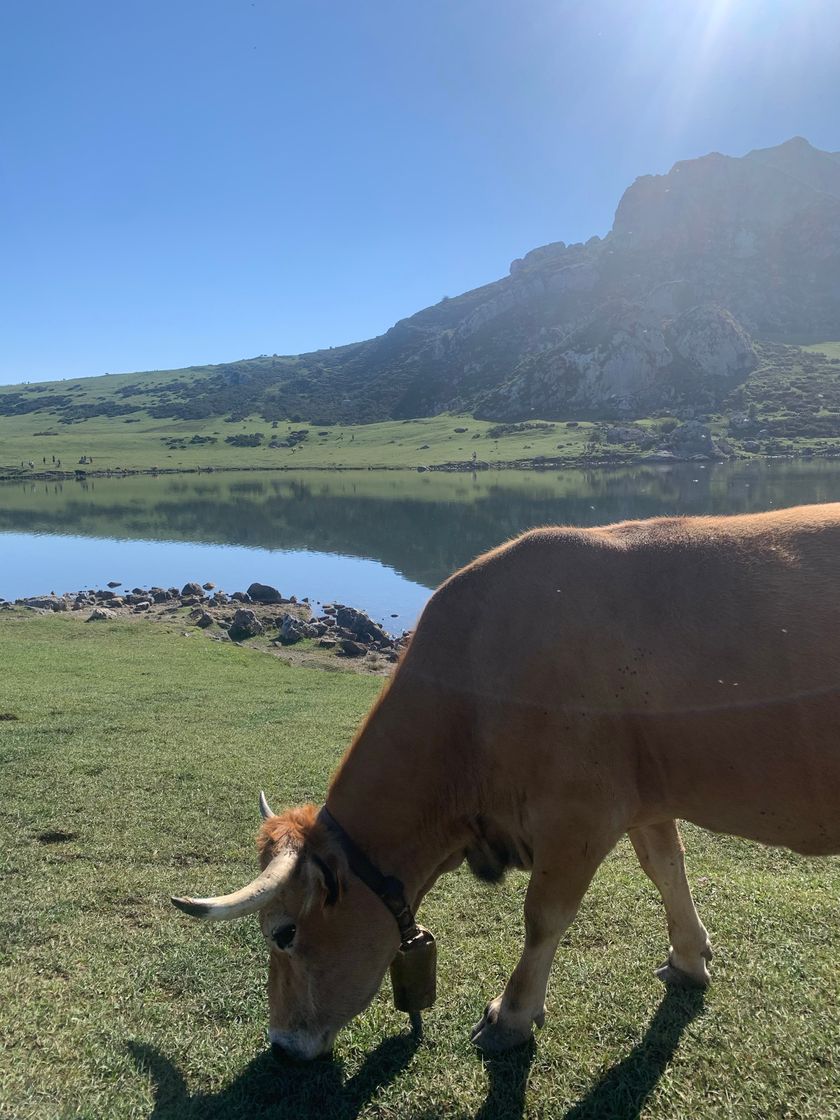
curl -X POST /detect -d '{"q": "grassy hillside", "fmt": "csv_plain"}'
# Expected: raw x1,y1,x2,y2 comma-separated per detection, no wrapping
1,612,838,1118
2,341,840,478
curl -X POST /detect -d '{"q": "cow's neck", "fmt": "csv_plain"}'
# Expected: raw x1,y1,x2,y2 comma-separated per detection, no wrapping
325,678,474,905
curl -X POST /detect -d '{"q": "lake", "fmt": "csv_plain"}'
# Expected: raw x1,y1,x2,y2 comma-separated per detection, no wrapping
2,460,840,630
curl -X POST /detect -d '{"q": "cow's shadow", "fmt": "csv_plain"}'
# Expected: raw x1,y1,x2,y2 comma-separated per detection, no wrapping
558,986,706,1120
129,1030,420,1120
130,987,703,1120
474,986,705,1120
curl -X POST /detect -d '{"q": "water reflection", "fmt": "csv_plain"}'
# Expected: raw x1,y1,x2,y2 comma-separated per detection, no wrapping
2,461,840,621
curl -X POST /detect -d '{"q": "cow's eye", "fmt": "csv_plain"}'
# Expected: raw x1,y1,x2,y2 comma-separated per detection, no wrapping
273,924,296,950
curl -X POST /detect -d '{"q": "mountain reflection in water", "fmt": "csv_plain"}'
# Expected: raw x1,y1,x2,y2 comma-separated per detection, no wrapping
2,461,840,625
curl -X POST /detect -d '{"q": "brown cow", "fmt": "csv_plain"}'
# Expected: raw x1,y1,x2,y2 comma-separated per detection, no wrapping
172,504,840,1059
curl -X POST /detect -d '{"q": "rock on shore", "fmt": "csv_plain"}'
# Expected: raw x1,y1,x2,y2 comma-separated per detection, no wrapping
12,582,411,670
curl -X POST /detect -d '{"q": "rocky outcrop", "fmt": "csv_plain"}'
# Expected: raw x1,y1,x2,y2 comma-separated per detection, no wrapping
477,302,756,420
670,306,757,381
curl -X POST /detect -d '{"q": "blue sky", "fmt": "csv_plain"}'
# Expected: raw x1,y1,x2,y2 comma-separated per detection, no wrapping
1,0,838,385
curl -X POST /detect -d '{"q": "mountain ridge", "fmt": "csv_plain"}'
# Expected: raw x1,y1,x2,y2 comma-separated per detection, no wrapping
3,136,839,426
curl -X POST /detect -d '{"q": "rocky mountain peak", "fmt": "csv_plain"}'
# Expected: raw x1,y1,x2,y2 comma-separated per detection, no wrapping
260,137,840,423
612,138,840,251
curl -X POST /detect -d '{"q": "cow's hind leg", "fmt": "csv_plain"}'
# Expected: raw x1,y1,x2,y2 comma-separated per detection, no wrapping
629,820,712,987
471,825,616,1055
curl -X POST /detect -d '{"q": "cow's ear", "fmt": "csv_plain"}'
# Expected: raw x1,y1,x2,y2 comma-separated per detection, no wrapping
312,852,343,907
302,847,347,911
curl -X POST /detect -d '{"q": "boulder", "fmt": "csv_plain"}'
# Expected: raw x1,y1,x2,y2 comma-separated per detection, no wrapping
194,611,215,629
123,594,139,605
276,614,305,645
86,607,117,622
339,638,366,657
247,582,283,604
133,602,151,613
335,605,389,644
231,591,251,603
229,609,263,641
605,425,644,445
667,421,722,459
23,595,68,612
181,582,205,598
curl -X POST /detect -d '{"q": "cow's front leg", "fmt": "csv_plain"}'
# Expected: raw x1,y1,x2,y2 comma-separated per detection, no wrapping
471,831,614,1054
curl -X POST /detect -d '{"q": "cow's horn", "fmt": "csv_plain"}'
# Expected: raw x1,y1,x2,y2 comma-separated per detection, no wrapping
171,852,294,921
259,790,275,820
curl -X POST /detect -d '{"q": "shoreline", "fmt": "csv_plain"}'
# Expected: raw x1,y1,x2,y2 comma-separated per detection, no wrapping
1,581,412,676
2,447,839,484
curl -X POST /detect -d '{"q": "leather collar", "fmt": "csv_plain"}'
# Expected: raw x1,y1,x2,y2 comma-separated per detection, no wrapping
320,806,419,944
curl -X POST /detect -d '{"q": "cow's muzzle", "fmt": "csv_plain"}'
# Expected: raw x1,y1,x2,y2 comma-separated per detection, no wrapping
269,1028,334,1063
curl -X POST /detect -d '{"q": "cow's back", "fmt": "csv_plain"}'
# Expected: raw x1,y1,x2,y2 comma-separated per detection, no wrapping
402,504,840,855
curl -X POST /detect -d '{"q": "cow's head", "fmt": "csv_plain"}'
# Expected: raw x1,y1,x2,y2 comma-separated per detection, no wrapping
171,797,400,1060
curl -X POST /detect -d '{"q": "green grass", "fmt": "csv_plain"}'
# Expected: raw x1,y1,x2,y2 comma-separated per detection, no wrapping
0,408,606,478
803,341,840,361
2,613,839,1118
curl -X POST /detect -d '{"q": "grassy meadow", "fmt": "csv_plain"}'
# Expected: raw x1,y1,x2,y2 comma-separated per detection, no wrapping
1,611,838,1119
804,341,840,361
0,396,605,476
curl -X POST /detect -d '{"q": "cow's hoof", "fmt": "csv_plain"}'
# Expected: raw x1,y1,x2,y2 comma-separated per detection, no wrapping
655,955,710,989
470,999,537,1054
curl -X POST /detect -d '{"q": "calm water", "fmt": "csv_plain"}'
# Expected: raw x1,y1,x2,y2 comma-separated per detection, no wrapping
2,461,840,629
